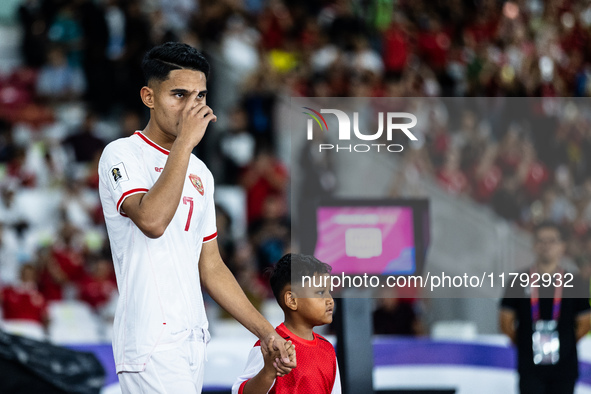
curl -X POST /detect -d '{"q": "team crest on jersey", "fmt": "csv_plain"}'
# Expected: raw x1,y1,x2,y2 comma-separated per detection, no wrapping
189,174,204,195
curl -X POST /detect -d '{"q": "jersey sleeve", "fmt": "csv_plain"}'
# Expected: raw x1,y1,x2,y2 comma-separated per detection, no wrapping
331,359,342,394
231,345,275,394
99,143,152,216
202,170,217,242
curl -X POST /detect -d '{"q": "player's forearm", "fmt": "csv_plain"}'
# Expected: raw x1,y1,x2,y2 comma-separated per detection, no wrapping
200,241,276,339
242,369,276,394
201,258,274,339
126,142,193,238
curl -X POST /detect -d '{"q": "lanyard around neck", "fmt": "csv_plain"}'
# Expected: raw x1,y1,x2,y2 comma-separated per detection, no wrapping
530,267,563,323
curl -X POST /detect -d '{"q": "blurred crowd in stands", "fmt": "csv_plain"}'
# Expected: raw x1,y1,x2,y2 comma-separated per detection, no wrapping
1,0,591,339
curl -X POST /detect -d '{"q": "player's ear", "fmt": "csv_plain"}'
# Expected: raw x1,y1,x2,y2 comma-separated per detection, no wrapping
284,290,297,311
140,86,155,109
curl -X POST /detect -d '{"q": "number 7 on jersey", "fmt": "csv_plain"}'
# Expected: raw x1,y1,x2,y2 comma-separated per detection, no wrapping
183,196,193,231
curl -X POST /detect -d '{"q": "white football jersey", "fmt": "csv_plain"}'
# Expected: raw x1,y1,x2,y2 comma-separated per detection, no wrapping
98,131,217,373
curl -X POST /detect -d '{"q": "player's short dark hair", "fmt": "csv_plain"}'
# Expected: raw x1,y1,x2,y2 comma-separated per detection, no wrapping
142,42,210,84
269,253,332,304
533,221,566,241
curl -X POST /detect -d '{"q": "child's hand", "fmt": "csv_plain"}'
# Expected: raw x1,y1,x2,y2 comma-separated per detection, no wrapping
274,340,296,377
261,337,296,378
261,336,282,378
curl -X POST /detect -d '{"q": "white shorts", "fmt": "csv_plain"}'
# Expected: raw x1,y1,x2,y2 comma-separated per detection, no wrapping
118,331,207,394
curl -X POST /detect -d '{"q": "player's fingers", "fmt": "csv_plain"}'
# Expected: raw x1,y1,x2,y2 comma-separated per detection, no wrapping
276,337,290,364
195,104,213,117
188,103,207,118
184,91,199,112
287,349,297,368
284,341,294,356
287,345,295,359
202,113,217,124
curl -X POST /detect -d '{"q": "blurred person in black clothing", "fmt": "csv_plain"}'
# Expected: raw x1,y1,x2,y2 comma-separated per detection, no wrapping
0,120,16,164
18,0,49,67
248,195,290,273
500,222,591,394
62,112,105,163
373,288,423,336
491,176,524,222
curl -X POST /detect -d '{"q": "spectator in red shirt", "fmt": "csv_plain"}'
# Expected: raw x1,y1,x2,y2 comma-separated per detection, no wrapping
241,146,288,224
382,18,410,74
496,126,523,175
417,17,451,72
78,257,117,310
517,140,550,201
437,149,469,195
471,145,503,203
1,264,47,327
38,223,86,301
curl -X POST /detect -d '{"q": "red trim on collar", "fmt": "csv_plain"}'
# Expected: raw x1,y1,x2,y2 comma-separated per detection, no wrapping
135,132,170,155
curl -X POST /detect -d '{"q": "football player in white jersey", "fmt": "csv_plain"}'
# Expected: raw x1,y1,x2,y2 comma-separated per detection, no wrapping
98,42,295,393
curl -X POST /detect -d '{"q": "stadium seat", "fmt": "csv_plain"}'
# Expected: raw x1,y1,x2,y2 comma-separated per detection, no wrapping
1,319,45,341
47,300,103,344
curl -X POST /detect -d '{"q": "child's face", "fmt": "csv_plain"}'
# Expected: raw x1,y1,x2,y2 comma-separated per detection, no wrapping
296,273,334,326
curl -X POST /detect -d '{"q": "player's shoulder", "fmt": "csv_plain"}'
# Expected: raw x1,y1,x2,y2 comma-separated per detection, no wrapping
189,153,213,176
101,134,142,160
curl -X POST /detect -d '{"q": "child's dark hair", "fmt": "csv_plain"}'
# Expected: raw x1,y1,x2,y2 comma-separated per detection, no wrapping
270,253,332,303
142,42,210,84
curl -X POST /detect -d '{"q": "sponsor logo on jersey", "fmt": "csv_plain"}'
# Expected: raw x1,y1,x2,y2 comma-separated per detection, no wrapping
189,174,204,195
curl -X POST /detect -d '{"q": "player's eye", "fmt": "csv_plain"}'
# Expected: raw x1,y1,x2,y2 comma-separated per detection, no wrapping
175,93,184,98
197,93,205,99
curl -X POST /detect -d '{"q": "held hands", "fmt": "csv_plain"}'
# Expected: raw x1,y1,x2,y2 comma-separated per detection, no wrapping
177,91,217,148
261,335,296,377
